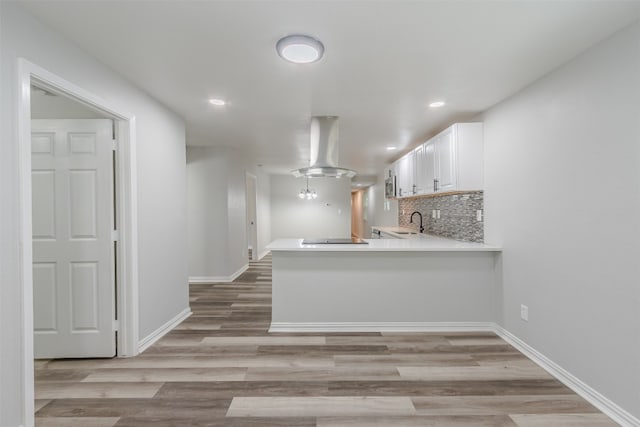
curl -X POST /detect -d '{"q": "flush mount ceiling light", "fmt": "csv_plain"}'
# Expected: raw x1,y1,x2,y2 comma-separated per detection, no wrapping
386,146,397,151
276,34,324,64
429,101,446,108
209,98,226,106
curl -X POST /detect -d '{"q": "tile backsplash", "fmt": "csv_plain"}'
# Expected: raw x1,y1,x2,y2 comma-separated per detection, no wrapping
398,191,484,242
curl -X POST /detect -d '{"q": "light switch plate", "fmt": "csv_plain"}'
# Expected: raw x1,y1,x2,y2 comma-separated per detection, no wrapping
476,210,483,221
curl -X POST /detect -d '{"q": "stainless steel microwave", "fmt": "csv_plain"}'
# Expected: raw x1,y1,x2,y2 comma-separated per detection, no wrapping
384,175,396,198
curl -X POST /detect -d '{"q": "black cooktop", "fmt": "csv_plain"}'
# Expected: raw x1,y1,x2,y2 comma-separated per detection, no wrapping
302,238,368,245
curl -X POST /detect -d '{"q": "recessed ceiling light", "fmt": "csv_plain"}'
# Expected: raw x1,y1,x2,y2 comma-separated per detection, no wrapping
386,146,397,151
429,101,446,108
276,35,324,64
209,98,226,106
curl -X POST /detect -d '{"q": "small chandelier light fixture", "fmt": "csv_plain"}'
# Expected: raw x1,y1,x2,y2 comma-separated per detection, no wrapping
298,176,318,200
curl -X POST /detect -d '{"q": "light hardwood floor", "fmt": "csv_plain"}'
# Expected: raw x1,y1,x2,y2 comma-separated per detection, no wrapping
35,255,616,426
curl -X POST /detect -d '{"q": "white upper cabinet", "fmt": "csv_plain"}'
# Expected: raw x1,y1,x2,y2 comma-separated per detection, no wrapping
391,123,483,198
414,143,434,195
434,126,456,192
396,150,415,197
450,122,483,192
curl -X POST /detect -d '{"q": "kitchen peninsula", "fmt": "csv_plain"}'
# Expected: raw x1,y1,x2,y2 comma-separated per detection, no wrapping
267,235,502,332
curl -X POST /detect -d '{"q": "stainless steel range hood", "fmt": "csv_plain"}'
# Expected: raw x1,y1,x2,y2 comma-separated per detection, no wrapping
292,116,357,178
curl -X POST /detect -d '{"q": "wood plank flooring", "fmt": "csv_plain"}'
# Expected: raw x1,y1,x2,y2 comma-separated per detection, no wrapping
35,255,616,426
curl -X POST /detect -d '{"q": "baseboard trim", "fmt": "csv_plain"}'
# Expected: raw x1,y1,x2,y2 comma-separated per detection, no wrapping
138,307,191,353
494,326,639,427
269,321,496,333
189,264,248,284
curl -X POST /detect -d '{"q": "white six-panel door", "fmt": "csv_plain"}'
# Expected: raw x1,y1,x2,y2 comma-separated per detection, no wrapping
32,119,116,358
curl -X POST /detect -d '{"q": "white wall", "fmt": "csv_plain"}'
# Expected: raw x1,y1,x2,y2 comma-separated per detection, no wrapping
256,168,272,258
227,151,251,270
136,111,188,338
187,147,232,278
187,147,248,279
367,171,399,230
186,147,272,278
0,4,189,425
270,175,351,239
483,22,640,420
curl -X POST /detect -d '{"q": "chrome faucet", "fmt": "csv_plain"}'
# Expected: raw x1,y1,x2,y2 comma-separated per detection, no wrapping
410,211,424,233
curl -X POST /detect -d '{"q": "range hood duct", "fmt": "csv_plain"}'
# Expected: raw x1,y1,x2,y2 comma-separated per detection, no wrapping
292,116,357,178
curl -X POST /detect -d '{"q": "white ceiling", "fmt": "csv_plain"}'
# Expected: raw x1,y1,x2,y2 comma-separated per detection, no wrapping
21,1,640,176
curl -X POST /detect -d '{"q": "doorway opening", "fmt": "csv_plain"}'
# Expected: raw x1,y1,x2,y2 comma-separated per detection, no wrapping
351,189,366,239
18,59,139,425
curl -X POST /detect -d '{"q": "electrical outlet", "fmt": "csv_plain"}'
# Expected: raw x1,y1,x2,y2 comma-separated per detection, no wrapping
432,210,437,219
476,210,483,221
436,210,441,219
520,304,529,322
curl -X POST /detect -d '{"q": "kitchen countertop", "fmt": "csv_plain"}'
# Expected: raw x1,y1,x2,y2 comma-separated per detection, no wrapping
267,236,501,252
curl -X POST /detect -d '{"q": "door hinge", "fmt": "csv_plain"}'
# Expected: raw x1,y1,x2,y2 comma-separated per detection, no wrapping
111,230,120,242
112,319,120,331
112,139,118,151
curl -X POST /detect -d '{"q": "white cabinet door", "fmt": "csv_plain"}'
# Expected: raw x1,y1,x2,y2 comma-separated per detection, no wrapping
435,126,456,192
425,142,436,194
397,152,415,198
413,144,426,195
396,157,405,197
454,123,484,191
32,119,116,359
416,141,436,195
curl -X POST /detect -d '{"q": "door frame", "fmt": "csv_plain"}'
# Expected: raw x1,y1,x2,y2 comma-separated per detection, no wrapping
17,58,140,424
245,172,258,261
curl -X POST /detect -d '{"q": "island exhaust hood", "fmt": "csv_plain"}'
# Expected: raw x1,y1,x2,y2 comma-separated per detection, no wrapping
292,116,357,178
